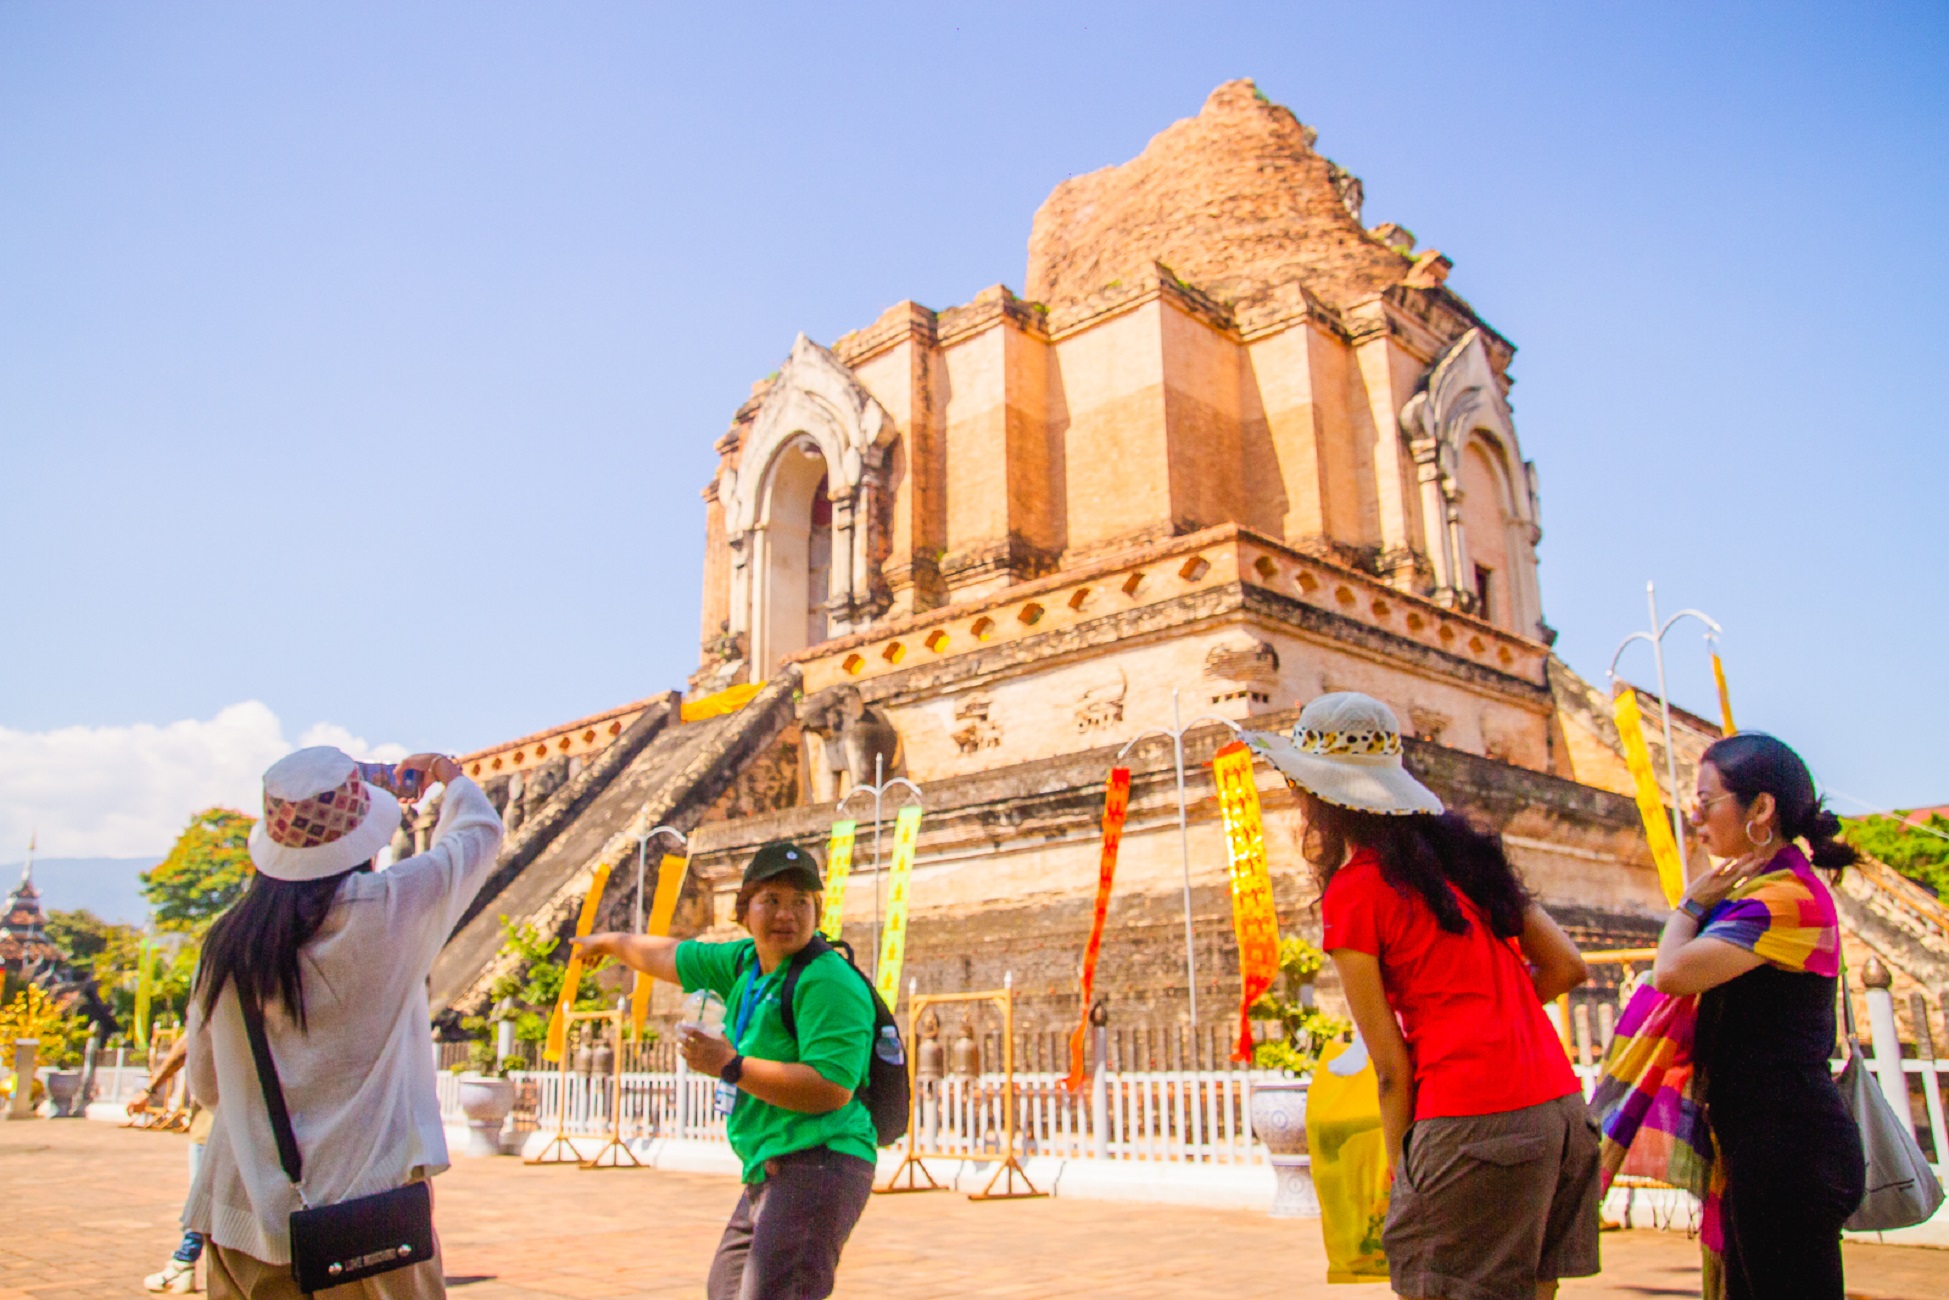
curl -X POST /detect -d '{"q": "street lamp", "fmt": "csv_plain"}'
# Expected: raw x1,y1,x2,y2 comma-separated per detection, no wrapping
836,754,922,980
629,825,689,934
1607,581,1724,871
1115,688,1242,1032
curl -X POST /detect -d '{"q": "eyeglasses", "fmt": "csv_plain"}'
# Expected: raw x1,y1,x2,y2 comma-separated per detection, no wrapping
1687,791,1739,819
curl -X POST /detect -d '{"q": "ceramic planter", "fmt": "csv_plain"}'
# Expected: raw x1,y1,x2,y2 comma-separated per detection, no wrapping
456,1075,516,1157
1249,1078,1319,1218
41,1069,83,1118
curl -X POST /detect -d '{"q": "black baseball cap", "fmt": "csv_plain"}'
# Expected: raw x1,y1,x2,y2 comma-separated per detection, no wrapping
742,841,822,892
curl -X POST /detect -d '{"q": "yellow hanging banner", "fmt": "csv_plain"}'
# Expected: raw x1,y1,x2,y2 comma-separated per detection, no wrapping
1212,741,1282,1062
628,854,690,1038
545,860,612,1062
873,805,923,1006
818,821,858,941
1612,689,1687,906
1711,651,1736,736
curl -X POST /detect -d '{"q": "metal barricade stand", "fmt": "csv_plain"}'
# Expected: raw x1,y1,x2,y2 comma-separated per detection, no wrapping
879,984,1046,1201
526,1002,642,1170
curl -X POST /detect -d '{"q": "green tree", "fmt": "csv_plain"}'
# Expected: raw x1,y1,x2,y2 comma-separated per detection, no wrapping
43,910,196,1037
1844,813,1949,901
142,808,255,933
45,908,128,967
473,916,615,1047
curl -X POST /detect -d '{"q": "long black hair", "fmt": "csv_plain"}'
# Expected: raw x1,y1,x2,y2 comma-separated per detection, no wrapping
1298,789,1531,938
195,865,365,1030
1701,732,1857,878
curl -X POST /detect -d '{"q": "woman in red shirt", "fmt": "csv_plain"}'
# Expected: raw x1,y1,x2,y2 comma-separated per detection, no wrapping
1255,693,1596,1300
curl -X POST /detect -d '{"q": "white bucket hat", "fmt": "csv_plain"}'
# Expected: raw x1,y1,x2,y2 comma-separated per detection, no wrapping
247,746,402,881
1244,692,1444,816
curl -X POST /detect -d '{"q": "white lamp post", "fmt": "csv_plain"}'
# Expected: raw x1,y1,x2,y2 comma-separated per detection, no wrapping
1607,580,1724,874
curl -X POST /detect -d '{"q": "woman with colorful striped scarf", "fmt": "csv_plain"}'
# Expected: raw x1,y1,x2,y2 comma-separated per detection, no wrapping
1592,732,1864,1299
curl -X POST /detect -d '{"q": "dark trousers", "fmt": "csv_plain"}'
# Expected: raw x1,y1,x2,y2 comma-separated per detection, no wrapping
706,1147,876,1300
1713,1069,1865,1300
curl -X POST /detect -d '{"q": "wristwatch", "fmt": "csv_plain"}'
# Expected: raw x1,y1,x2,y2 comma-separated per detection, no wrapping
1678,897,1710,924
719,1054,745,1087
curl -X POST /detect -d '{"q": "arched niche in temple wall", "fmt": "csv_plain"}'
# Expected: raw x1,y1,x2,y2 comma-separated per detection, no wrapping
717,334,897,675
1400,328,1546,640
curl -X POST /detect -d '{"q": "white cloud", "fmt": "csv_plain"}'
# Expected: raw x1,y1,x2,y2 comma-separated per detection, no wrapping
0,703,406,860
298,723,409,766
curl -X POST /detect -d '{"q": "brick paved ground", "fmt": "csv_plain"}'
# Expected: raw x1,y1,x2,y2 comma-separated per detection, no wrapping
4,1121,1943,1300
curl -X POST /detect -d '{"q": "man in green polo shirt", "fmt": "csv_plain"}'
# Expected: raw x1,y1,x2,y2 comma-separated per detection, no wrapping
574,840,877,1300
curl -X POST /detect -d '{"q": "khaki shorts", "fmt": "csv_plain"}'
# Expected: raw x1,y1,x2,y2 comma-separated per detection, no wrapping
1383,1092,1601,1300
207,1243,445,1300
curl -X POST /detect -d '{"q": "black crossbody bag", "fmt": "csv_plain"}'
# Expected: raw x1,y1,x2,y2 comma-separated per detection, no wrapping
240,991,436,1295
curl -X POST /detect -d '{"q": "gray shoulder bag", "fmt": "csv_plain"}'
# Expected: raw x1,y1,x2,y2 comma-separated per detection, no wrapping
1836,957,1944,1231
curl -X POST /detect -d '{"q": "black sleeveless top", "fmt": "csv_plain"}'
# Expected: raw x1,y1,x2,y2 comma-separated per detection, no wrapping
1695,962,1863,1214
1695,961,1838,1076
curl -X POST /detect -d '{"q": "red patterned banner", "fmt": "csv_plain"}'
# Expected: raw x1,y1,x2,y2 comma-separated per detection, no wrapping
1065,767,1132,1093
1212,740,1282,1062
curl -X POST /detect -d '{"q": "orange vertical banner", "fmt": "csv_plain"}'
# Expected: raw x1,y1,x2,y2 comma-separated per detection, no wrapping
1711,650,1736,736
1065,767,1132,1093
545,861,612,1063
1212,740,1282,1062
629,854,689,1039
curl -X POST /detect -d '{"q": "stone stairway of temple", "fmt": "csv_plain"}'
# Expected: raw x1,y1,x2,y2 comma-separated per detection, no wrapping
429,669,804,1024
1836,852,1949,1020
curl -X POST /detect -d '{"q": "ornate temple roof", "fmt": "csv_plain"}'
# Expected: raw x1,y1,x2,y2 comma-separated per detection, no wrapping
0,849,61,975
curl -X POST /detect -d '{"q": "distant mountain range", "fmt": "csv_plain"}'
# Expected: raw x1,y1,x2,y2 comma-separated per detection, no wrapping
3,857,158,926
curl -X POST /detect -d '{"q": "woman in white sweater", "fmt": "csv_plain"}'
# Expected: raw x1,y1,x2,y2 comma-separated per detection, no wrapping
185,746,504,1299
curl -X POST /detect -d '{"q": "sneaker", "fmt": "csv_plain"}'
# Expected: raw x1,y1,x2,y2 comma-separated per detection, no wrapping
144,1259,196,1294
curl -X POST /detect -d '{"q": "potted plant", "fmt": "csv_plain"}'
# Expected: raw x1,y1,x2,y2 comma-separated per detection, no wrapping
454,1038,516,1157
1247,936,1349,1218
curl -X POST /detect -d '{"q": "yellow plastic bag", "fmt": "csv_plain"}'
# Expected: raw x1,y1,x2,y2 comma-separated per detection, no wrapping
1306,1033,1392,1284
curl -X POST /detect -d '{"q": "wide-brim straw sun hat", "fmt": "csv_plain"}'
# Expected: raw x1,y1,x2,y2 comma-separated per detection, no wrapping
1245,692,1444,816
247,746,403,881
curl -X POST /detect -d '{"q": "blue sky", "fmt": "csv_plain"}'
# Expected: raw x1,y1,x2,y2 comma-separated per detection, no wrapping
2,3,1944,856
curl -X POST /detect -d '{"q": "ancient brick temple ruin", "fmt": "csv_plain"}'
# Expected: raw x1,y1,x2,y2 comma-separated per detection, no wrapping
428,80,1947,1041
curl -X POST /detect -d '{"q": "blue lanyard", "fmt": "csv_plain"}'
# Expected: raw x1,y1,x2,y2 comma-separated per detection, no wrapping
730,960,776,1051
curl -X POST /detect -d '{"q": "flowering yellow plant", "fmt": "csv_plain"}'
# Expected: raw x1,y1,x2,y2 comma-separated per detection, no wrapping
0,984,93,1069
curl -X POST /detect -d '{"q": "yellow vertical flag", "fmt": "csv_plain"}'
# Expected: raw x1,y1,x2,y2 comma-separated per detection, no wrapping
1711,651,1736,736
873,805,923,1006
628,854,690,1039
1612,689,1687,906
132,934,155,1051
1212,741,1282,1062
545,861,612,1062
818,821,858,942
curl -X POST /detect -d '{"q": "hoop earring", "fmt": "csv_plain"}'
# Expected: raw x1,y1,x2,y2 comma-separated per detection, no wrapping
1745,818,1775,850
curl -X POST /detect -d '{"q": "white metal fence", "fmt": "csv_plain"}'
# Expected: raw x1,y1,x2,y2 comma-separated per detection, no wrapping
438,1042,1947,1178
439,1061,1278,1164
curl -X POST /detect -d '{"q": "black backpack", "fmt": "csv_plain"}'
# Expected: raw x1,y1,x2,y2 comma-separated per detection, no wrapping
775,935,909,1147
